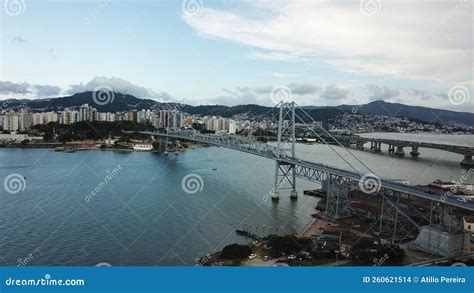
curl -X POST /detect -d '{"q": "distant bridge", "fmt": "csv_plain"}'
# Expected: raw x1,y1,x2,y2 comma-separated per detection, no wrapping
319,134,474,166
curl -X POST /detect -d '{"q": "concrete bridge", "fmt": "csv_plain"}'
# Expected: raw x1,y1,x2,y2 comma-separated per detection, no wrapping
318,134,474,166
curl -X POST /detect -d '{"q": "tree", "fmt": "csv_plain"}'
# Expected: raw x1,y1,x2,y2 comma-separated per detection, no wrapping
220,244,252,260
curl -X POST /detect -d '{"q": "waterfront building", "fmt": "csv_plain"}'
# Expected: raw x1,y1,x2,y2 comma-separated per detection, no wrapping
19,109,32,130
3,112,20,131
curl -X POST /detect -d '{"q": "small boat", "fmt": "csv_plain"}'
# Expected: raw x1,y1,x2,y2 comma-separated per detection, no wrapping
164,151,169,155
132,144,153,151
64,149,76,153
174,151,179,155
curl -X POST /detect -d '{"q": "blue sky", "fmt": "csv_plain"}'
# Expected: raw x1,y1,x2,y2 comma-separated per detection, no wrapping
0,0,473,111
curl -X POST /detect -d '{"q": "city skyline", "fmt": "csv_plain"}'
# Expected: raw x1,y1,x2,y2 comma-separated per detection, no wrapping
1,0,472,112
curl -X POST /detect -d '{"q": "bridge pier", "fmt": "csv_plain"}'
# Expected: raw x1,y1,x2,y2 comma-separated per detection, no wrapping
374,142,381,153
461,155,474,167
388,144,395,154
356,140,364,150
395,146,405,157
370,141,381,152
271,191,280,200
410,146,420,157
290,190,298,199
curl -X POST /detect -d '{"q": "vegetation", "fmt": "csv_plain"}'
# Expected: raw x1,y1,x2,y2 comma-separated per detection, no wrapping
265,235,312,257
31,121,152,142
350,239,405,265
220,244,252,260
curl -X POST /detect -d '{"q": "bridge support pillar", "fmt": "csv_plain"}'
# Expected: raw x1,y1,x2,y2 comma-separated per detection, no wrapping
410,146,420,157
271,191,280,200
388,144,395,154
290,190,298,199
395,146,405,157
374,142,382,153
461,155,474,167
356,141,364,150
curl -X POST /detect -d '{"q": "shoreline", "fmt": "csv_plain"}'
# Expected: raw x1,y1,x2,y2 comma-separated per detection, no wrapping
0,142,207,152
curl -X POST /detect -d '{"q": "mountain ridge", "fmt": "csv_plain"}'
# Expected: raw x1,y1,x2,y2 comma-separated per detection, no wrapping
2,92,473,126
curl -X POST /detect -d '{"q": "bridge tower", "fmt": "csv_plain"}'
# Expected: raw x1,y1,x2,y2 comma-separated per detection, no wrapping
272,102,298,200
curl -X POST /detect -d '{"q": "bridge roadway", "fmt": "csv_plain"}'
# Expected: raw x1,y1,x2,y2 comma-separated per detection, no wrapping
141,130,474,212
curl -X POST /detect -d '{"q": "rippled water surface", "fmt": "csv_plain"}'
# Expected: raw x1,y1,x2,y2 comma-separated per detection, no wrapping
0,133,472,265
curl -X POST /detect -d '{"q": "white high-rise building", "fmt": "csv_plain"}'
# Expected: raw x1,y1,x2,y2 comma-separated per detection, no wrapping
32,113,43,126
62,108,78,125
43,112,58,124
19,110,32,130
3,112,20,131
229,120,237,134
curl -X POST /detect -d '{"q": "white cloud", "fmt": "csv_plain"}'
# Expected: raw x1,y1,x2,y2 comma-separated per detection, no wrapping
319,84,349,102
367,85,400,101
67,76,173,101
184,0,472,85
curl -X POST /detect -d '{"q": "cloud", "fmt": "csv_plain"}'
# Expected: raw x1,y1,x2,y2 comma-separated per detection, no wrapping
408,88,432,101
184,1,472,85
367,85,400,101
320,84,348,101
0,81,63,98
33,85,62,97
288,83,320,95
0,81,31,94
213,91,260,106
67,76,176,102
